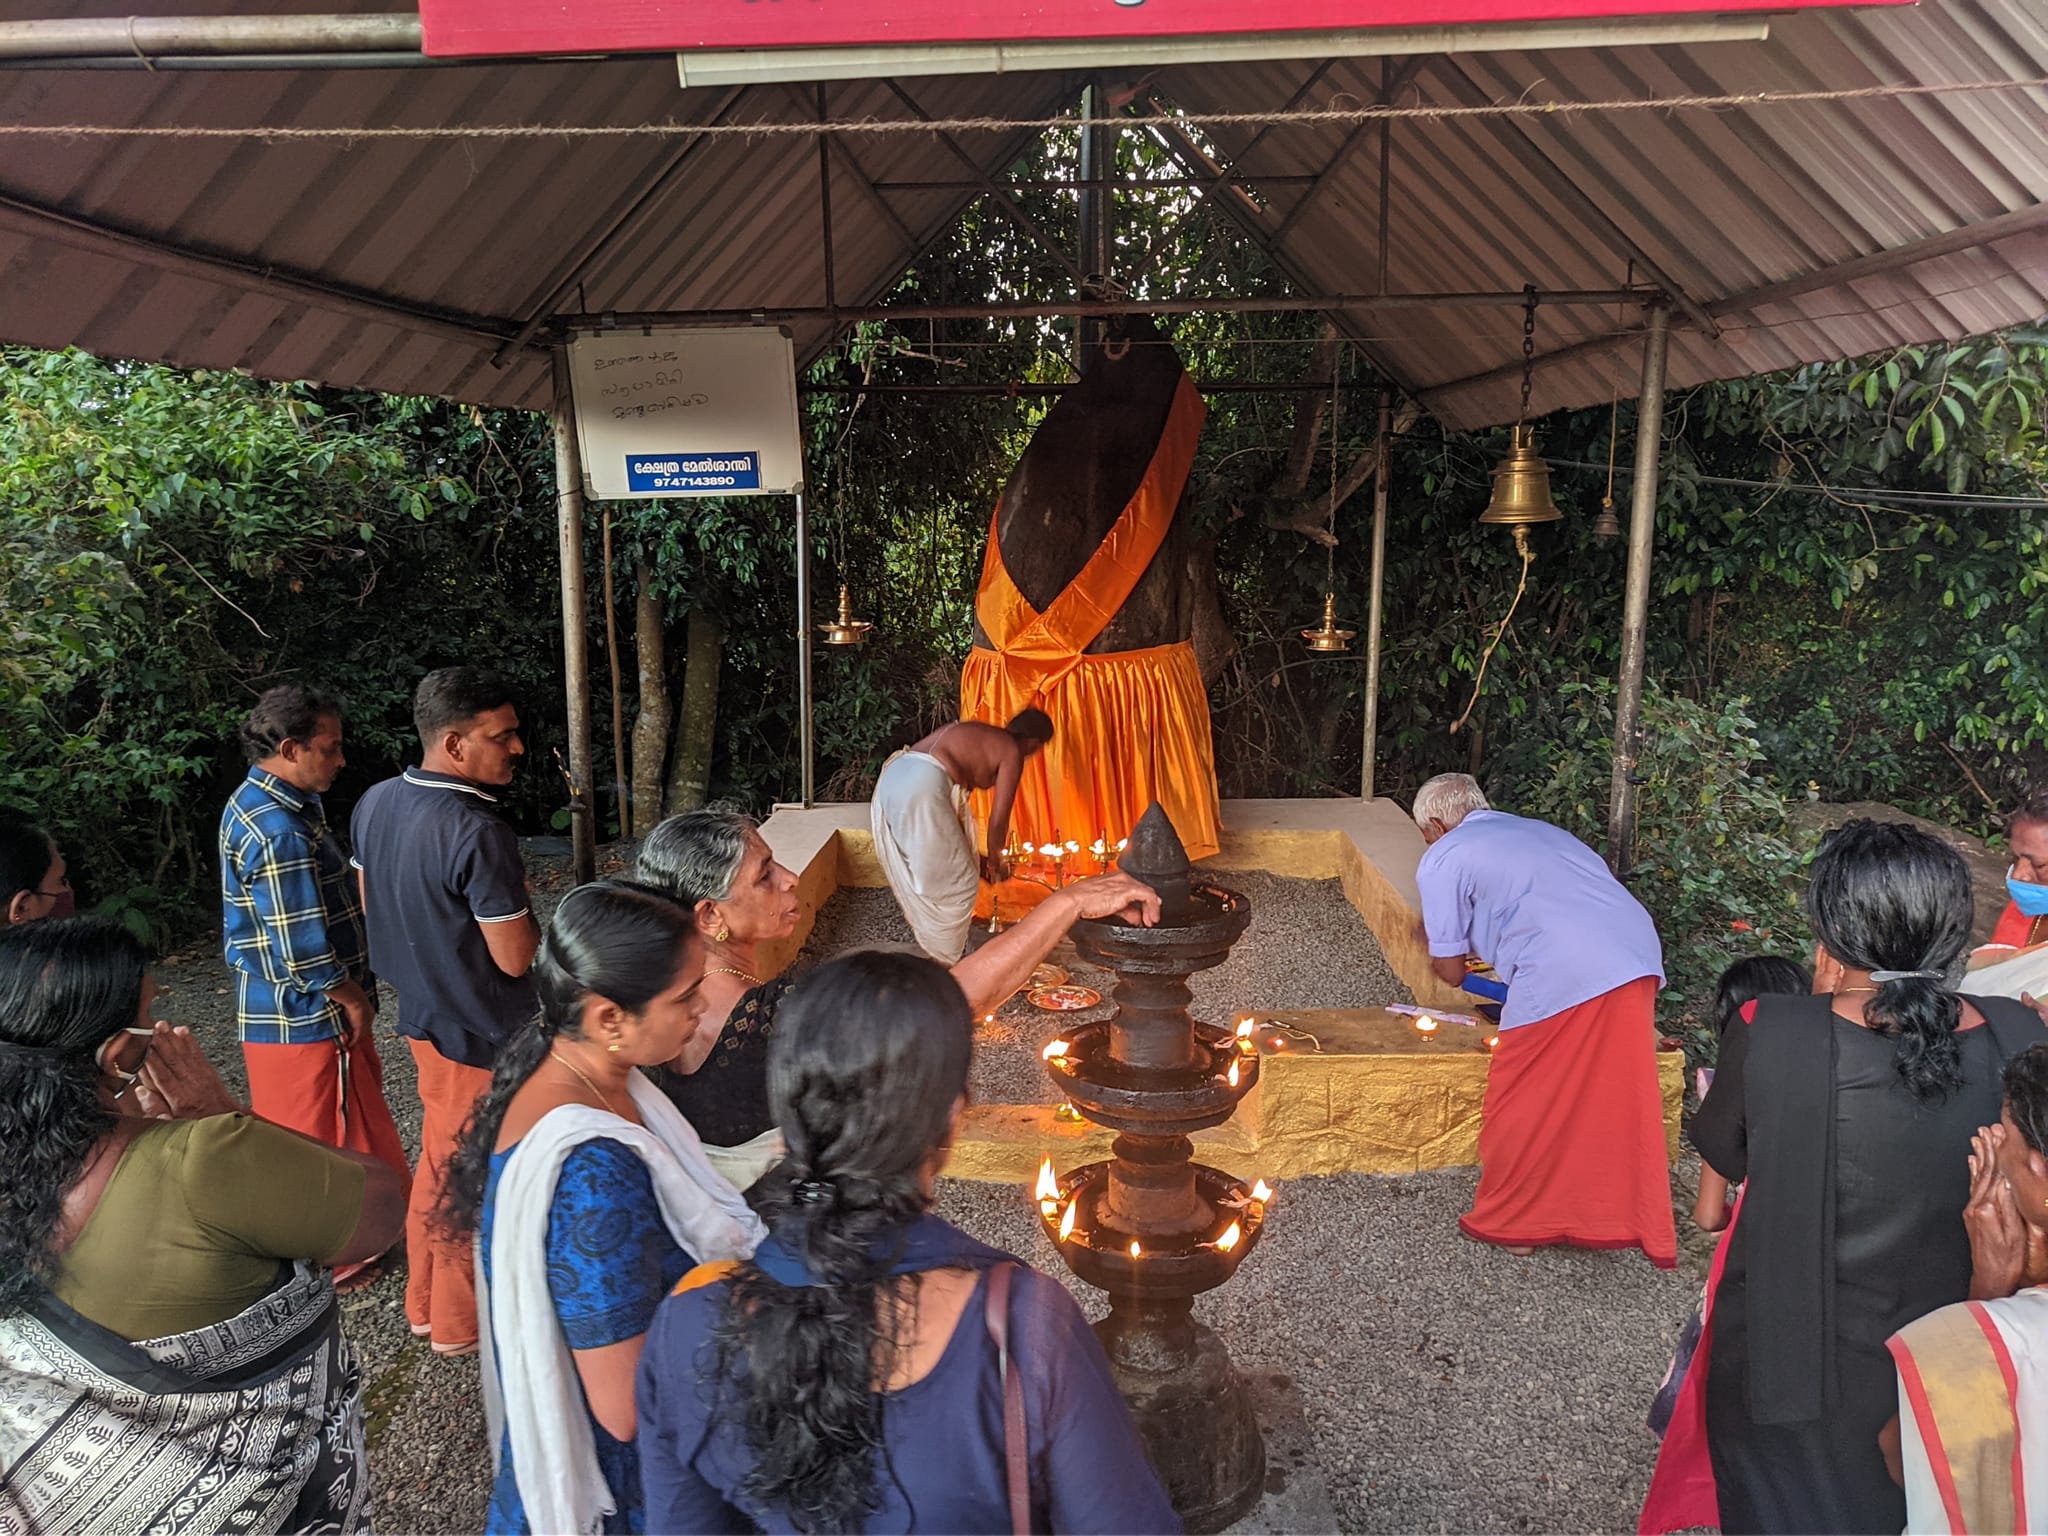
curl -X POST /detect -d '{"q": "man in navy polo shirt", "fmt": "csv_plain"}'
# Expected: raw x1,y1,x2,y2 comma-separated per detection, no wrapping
353,666,539,1356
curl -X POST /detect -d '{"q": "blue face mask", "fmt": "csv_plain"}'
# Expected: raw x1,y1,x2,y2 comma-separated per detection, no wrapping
2008,867,2048,918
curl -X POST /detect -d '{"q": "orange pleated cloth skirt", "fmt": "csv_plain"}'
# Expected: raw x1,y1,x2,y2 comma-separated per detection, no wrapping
961,637,1221,871
1459,975,1677,1269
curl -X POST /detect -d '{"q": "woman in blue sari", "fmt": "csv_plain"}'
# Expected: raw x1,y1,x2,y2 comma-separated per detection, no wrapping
441,882,763,1535
636,948,1179,1534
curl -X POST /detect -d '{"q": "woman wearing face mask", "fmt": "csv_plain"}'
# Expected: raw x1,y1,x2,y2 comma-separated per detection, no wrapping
1980,788,2048,954
441,881,766,1536
0,812,70,926
0,916,406,1534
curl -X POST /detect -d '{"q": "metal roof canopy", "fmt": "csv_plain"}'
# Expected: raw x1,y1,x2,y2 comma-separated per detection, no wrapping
4,0,2047,883
1,1,2044,430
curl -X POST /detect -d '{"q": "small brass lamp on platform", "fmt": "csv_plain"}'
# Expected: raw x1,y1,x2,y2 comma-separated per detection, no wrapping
817,584,873,647
1300,591,1355,653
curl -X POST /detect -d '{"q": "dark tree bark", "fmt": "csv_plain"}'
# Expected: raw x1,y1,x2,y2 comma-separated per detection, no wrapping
629,561,670,836
665,606,722,814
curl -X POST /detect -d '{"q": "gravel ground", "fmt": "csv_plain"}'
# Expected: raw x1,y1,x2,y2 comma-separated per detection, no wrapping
157,849,1698,1534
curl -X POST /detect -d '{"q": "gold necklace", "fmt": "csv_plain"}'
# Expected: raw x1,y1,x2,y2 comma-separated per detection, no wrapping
705,963,763,986
550,1048,627,1118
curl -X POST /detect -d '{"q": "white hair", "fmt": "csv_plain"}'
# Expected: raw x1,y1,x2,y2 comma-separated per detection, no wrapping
1411,773,1490,832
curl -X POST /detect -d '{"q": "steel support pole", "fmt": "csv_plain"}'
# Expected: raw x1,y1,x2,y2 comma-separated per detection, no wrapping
550,349,598,886
1605,304,1671,876
1361,393,1392,801
794,491,816,807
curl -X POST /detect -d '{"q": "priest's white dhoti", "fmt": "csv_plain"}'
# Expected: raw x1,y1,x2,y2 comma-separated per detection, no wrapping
870,750,978,963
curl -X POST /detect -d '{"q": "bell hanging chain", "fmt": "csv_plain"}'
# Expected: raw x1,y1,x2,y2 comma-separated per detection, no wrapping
1519,283,1537,426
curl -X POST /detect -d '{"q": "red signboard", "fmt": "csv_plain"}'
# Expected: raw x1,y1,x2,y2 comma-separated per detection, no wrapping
419,0,1903,58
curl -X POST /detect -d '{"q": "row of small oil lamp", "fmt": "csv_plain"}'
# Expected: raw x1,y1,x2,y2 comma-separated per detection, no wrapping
998,827,1129,889
1408,1012,1502,1051
1034,1156,1272,1257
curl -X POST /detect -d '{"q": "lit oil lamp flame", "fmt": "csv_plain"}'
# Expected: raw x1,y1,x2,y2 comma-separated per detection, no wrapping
1251,1178,1274,1203
1216,1220,1243,1253
1486,1034,1500,1051
1042,1038,1071,1062
1034,1157,1059,1205
1129,1240,1142,1259
1227,1059,1241,1088
1057,1200,1077,1241
1235,1016,1255,1040
1021,842,1035,854
1116,838,1128,851
1065,839,1080,854
1414,1014,1440,1035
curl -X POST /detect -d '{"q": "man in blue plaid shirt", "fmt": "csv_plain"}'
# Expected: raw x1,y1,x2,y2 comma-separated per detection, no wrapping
221,685,410,1281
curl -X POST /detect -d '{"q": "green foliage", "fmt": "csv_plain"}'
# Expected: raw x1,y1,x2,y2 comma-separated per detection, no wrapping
1504,681,1816,1053
0,350,565,941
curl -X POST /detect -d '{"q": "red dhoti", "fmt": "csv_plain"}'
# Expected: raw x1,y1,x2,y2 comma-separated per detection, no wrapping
405,1040,494,1352
243,1031,412,1283
1459,975,1676,1269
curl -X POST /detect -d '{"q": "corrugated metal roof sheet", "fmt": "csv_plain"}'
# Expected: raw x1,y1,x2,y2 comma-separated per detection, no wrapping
0,1,2045,427
1158,0,2048,426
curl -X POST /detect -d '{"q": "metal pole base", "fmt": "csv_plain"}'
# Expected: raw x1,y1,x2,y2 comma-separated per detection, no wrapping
1096,1304,1266,1534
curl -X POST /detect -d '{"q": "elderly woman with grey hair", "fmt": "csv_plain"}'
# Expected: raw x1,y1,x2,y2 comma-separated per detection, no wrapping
632,807,1159,1160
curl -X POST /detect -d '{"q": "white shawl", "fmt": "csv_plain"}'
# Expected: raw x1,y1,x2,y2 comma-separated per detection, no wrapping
478,1071,766,1536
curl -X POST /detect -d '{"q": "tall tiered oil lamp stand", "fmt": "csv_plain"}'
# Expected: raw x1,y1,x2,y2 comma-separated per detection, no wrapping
1034,802,1270,1530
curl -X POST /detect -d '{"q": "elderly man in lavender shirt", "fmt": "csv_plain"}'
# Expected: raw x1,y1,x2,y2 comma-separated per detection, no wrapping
1414,773,1677,1269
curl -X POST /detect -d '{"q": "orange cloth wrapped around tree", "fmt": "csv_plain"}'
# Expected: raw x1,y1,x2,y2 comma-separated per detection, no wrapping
961,373,1221,897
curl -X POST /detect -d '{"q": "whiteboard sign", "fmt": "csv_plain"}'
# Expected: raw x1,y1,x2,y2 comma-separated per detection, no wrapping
567,327,803,499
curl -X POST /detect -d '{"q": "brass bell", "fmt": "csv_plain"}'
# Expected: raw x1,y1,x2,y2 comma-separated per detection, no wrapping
1592,496,1623,542
1479,423,1562,528
1300,592,1355,653
817,585,873,646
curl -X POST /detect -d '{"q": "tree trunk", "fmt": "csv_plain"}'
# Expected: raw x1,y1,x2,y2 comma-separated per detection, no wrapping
629,562,671,837
666,606,723,814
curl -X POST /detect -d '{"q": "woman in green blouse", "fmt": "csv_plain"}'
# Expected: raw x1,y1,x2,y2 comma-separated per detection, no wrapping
0,915,406,1534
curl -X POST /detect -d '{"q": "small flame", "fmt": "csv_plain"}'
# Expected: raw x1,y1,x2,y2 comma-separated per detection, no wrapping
1251,1178,1274,1203
1235,1016,1255,1039
982,1014,995,1024
1021,842,1035,854
1216,1220,1243,1252
1414,1014,1440,1035
1485,1034,1500,1051
1042,1038,1071,1061
1129,1240,1142,1259
1116,838,1128,851
1058,1200,1077,1241
1034,1157,1059,1203
1227,1058,1241,1088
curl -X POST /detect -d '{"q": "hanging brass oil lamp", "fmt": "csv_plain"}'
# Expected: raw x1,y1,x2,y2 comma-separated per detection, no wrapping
1300,591,1355,653
817,584,873,647
1479,287,1562,530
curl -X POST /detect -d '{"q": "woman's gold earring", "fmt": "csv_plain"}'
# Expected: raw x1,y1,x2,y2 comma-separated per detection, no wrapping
607,1039,622,1054
714,924,730,944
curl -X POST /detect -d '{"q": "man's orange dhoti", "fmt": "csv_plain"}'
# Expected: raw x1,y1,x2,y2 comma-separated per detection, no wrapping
963,371,1221,892
405,1040,494,1352
1459,974,1677,1269
243,1031,412,1284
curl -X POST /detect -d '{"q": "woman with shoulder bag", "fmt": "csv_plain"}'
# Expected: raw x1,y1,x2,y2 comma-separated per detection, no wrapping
635,948,1180,1534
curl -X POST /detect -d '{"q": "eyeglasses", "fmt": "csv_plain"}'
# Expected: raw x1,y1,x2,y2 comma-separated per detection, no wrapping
94,1026,155,1090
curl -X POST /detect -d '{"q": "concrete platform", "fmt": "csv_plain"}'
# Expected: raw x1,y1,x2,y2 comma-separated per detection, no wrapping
758,799,1683,1185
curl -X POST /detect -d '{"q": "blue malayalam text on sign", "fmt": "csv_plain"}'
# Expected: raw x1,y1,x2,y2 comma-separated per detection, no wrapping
625,451,762,494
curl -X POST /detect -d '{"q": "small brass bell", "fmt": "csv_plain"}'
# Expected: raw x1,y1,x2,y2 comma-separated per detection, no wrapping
1592,496,1623,542
1300,592,1355,653
817,585,873,647
1479,423,1562,528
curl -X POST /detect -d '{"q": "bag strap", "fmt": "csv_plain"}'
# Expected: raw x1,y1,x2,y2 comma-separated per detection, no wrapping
983,1262,1030,1536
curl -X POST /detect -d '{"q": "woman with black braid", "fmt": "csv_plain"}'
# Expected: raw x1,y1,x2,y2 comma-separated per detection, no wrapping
636,949,1177,1533
1693,820,2048,1533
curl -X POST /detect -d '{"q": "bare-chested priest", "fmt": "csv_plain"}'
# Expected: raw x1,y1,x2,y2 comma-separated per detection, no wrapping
870,709,1053,961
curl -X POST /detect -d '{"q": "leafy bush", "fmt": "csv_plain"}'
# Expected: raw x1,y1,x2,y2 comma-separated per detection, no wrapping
1500,679,1817,1061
